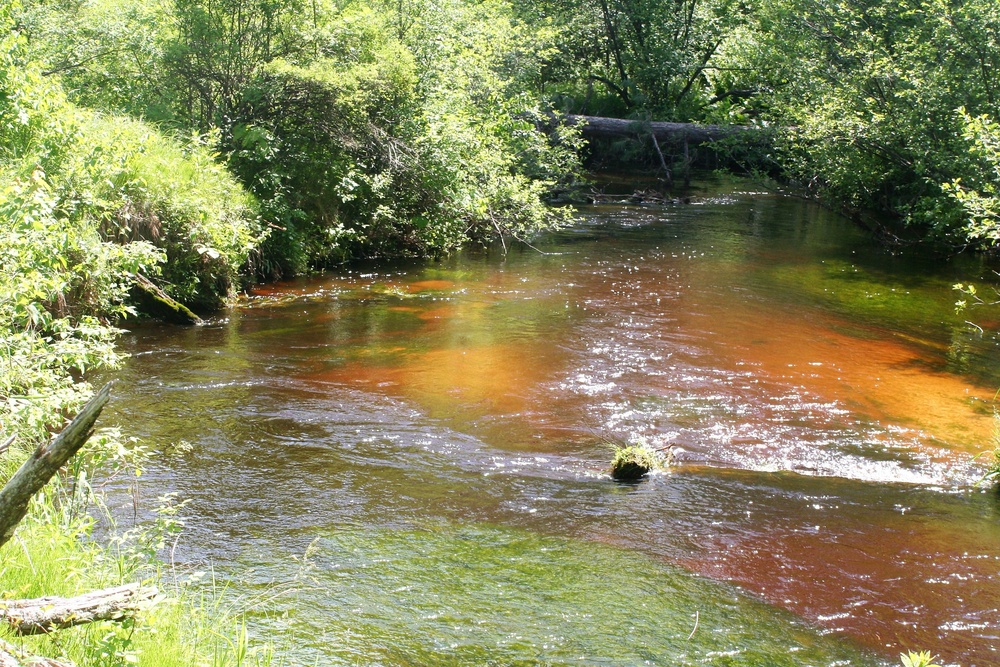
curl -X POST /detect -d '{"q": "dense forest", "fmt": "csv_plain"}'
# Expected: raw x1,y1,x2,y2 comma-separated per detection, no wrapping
2,0,1000,662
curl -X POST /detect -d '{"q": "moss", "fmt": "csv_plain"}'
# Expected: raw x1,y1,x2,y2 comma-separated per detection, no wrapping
132,274,203,325
610,443,671,481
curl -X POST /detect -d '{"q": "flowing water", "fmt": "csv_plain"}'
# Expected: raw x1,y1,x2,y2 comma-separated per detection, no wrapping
106,180,1000,666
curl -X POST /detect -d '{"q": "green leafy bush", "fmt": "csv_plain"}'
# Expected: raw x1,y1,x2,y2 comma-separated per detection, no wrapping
944,111,1000,247
226,1,583,275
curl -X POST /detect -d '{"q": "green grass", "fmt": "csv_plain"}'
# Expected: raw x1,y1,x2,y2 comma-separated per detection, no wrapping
974,414,1000,487
0,451,273,666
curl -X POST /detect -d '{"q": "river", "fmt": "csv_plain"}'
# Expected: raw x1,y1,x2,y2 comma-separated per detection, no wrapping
106,179,1000,666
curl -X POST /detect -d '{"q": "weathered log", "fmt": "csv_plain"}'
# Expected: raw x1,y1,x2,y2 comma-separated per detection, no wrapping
132,273,203,325
0,638,73,667
0,383,112,549
0,583,158,636
563,114,754,145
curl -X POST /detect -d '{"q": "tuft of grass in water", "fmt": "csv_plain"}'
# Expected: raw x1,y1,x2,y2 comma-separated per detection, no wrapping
973,413,1000,487
900,650,942,667
608,438,673,481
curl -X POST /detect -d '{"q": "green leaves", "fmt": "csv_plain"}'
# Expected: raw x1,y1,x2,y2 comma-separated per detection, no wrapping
220,1,584,272
718,0,1000,248
0,1,264,453
515,0,743,118
943,110,1000,245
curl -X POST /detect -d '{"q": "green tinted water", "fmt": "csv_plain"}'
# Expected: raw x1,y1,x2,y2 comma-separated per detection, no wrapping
250,524,877,666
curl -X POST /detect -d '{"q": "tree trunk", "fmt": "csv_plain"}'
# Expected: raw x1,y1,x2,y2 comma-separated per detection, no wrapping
0,383,112,549
132,273,203,325
0,583,159,636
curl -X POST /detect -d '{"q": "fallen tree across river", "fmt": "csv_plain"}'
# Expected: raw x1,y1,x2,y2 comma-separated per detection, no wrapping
537,114,767,187
560,114,757,145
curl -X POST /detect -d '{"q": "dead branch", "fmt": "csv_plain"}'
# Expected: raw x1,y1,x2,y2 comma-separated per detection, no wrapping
0,384,112,549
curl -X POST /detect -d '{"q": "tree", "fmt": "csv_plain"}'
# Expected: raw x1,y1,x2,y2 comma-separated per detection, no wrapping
715,0,1000,248
514,0,748,119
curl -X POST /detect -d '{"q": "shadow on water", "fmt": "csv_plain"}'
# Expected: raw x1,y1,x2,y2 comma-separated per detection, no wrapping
104,183,1000,666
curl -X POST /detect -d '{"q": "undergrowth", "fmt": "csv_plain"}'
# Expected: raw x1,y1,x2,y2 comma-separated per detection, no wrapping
0,434,274,666
1,4,273,662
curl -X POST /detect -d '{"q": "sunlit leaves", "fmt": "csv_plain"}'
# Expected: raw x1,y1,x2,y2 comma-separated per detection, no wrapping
943,110,1000,245
719,0,1000,247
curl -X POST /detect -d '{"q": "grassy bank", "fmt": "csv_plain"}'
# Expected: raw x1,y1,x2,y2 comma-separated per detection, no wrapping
1,4,274,662
0,462,272,666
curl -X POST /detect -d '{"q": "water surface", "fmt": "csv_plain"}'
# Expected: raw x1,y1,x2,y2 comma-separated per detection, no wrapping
108,182,1000,665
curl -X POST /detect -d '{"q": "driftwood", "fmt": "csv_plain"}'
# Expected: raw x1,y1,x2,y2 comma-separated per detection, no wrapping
132,273,203,325
0,383,112,549
0,384,157,665
0,583,159,636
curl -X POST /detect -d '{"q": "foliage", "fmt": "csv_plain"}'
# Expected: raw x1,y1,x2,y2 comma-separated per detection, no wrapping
164,0,313,129
715,0,1000,248
2,10,270,661
20,0,584,276
973,415,1000,487
944,111,1000,246
513,0,747,119
0,171,156,442
17,0,172,121
226,44,425,273
226,0,584,275
0,442,273,666
5,0,264,308
1,5,153,441
75,120,264,309
975,446,1000,487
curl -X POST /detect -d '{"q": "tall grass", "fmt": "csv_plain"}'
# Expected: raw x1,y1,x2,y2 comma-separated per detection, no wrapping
0,451,275,666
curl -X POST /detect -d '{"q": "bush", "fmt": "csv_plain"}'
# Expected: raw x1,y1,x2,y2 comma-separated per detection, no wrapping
2,12,271,662
717,0,1000,248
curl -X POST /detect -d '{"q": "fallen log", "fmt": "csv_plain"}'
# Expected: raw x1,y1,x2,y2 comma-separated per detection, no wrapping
560,114,757,146
0,383,112,549
0,583,159,636
132,273,203,325
0,639,73,667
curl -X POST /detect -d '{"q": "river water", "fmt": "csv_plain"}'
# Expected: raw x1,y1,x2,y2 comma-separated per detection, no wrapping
107,180,1000,666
